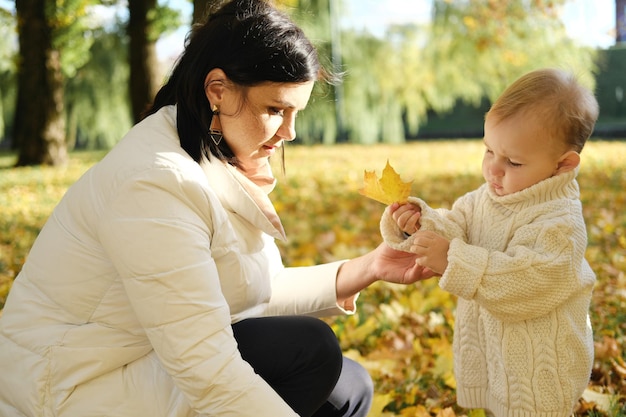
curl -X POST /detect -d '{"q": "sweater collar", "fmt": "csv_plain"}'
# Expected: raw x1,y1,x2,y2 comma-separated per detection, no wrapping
486,168,579,210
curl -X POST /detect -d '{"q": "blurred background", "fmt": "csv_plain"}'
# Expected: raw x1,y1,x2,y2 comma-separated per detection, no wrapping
0,0,624,166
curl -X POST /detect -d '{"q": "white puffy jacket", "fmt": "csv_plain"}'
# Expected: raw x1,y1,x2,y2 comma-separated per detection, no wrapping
0,106,350,417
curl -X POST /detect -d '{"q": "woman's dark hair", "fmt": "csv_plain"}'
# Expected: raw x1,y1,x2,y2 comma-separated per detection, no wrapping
143,0,334,164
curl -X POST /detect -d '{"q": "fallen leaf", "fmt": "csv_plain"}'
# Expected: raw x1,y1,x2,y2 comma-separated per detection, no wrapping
581,388,616,413
437,407,457,417
610,358,626,378
358,160,413,205
368,393,393,417
594,335,621,360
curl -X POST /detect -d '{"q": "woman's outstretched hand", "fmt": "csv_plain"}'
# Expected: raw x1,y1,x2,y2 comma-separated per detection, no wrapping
335,243,436,305
369,242,436,285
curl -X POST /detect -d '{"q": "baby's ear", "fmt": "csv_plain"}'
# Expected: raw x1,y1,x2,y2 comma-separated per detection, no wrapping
555,150,580,174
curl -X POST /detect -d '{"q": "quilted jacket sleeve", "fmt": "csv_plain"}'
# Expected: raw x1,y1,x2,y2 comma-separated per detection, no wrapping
97,166,298,416
264,260,354,317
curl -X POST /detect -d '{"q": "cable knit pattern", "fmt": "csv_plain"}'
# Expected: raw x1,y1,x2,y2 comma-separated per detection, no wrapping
380,170,595,417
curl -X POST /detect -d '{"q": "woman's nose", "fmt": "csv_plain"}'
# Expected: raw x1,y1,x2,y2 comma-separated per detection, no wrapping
278,115,297,141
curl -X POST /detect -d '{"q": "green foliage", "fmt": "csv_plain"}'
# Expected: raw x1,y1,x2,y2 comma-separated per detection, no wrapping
64,26,132,149
427,0,598,102
1,0,181,150
0,5,17,142
340,30,405,144
292,0,600,145
1,141,626,414
47,0,96,78
148,3,183,42
0,6,16,74
289,0,342,144
0,0,612,150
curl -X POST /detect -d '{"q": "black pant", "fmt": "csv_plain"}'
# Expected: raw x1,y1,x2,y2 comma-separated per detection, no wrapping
232,316,373,417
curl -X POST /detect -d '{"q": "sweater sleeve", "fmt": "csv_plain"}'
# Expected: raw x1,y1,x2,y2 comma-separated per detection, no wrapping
380,194,474,252
98,167,298,417
439,208,595,323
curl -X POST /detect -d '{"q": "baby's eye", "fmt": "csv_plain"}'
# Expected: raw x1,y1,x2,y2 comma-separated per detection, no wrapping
508,160,522,167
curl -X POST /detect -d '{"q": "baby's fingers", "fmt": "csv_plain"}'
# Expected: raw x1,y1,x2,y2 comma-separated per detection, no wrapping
392,204,421,233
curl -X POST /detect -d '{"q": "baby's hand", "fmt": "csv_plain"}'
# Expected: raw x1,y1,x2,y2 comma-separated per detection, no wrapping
390,202,421,235
410,230,449,275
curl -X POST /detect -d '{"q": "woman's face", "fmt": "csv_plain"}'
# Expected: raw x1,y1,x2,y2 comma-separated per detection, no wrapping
211,79,314,172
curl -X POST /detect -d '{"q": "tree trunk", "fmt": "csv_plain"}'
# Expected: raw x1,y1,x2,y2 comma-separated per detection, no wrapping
128,0,160,123
14,0,67,166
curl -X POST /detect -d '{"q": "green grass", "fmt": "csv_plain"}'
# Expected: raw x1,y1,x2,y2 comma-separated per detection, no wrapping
1,141,625,416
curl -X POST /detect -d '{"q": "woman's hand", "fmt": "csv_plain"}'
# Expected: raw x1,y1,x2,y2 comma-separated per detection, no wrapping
369,242,436,284
335,243,436,304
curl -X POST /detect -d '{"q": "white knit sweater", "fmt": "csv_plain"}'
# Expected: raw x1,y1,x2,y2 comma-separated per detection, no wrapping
380,170,595,417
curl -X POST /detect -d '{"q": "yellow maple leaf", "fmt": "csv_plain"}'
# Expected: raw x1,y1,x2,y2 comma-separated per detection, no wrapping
358,160,412,205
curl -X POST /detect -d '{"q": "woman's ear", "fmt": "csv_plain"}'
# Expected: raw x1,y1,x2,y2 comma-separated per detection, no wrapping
555,150,580,174
204,68,228,105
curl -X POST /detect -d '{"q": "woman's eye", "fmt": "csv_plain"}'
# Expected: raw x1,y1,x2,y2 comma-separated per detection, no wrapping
269,107,284,116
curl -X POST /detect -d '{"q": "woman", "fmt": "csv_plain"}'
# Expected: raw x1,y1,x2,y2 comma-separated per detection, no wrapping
0,1,434,416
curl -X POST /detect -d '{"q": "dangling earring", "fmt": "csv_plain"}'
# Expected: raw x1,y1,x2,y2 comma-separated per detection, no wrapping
209,104,223,146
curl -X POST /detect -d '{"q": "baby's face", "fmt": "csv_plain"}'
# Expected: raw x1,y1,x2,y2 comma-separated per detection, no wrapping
482,113,565,196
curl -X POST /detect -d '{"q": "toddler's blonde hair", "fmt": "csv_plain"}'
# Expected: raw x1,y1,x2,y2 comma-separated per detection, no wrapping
486,68,599,153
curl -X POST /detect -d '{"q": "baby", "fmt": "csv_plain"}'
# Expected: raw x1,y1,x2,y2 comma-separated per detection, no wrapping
381,68,598,417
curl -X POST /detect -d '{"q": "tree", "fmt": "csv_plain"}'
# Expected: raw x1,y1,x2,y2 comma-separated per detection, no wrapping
14,0,67,166
10,0,181,160
424,0,597,102
13,0,95,166
335,0,598,143
65,25,132,150
288,0,344,144
128,0,182,122
128,0,160,122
